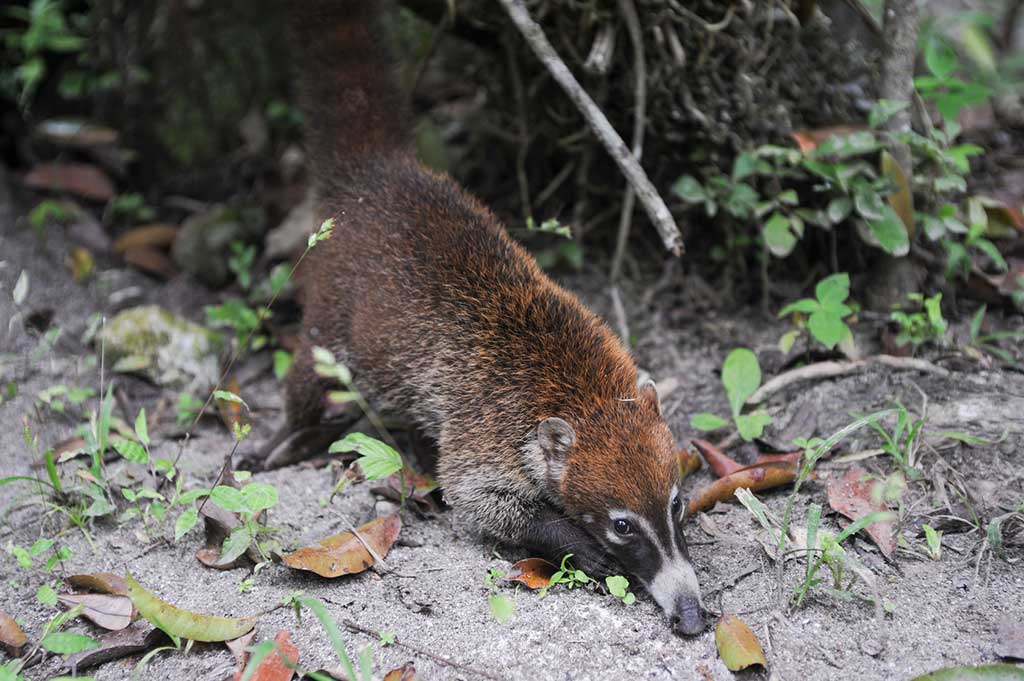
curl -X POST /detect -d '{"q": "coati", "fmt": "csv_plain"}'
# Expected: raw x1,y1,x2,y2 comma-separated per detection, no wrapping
281,0,704,635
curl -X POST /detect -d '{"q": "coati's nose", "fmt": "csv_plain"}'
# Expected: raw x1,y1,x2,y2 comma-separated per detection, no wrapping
670,596,705,636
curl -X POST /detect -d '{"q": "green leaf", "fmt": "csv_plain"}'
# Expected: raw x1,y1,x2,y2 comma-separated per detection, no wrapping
488,594,516,624
209,486,247,513
37,583,57,606
827,197,852,224
219,527,253,565
213,390,249,411
778,298,819,318
41,632,100,655
240,483,278,515
925,36,958,80
911,664,1024,680
862,207,911,256
808,309,848,349
605,575,630,598
174,507,199,541
672,176,706,203
721,348,762,415
815,273,850,306
134,408,149,447
763,212,797,258
778,329,800,354
969,305,986,341
272,350,293,380
735,411,772,442
128,573,256,643
869,99,910,128
111,438,149,464
239,640,277,681
330,433,403,481
690,413,729,432
732,152,757,181
294,596,356,681
973,238,1008,272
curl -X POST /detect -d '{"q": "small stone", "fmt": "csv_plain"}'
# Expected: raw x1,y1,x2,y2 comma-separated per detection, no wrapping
265,192,316,261
171,204,264,287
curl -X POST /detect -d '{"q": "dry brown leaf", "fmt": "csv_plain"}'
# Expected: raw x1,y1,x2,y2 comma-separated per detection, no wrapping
58,593,133,631
24,163,115,201
755,450,803,467
383,662,418,681
0,609,27,657
113,224,179,254
715,614,767,671
827,465,896,558
881,150,915,236
281,514,401,578
687,462,797,515
65,621,168,671
216,378,246,434
506,558,558,589
678,448,702,480
122,247,179,280
227,630,258,681
66,572,128,596
692,439,743,478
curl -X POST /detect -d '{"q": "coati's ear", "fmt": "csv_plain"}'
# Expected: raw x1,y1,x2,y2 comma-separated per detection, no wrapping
537,417,576,472
639,378,661,415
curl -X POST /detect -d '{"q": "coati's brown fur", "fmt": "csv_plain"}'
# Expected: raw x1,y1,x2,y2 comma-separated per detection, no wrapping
281,0,704,633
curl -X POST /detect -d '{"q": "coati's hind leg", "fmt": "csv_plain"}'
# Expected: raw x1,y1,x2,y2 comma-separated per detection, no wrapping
246,342,352,470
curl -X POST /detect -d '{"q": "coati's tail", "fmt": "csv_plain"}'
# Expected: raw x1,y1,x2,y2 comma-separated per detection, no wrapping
290,1,412,181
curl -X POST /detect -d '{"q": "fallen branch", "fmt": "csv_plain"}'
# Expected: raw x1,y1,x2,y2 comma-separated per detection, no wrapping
342,618,505,681
748,355,949,405
497,0,684,256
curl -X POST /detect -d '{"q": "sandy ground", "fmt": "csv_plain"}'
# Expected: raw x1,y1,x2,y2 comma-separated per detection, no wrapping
1,174,1023,680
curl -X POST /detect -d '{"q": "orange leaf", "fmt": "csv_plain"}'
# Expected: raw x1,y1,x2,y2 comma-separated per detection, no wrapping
754,450,802,467
113,224,179,254
827,466,896,557
687,462,797,515
237,631,299,681
715,614,767,671
692,439,742,478
678,448,702,481
281,515,402,578
506,558,558,589
216,378,246,434
790,125,867,153
0,609,27,657
383,662,418,681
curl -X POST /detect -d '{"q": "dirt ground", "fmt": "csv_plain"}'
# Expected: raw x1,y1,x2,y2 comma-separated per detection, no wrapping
1,170,1023,681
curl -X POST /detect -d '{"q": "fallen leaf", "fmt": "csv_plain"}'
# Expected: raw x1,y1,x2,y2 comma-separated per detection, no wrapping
235,631,299,681
67,247,95,282
0,609,27,657
53,436,90,463
505,558,557,589
196,546,250,571
369,466,440,513
678,448,702,480
687,462,797,515
36,118,119,147
791,125,868,153
122,247,179,280
58,593,133,631
24,163,115,202
383,662,418,681
715,614,767,671
692,439,743,478
827,466,896,558
227,630,257,680
281,515,401,578
66,572,128,596
64,621,167,671
996,616,1024,661
113,224,178,254
126,573,256,642
881,150,915,235
754,450,803,467
910,664,1024,680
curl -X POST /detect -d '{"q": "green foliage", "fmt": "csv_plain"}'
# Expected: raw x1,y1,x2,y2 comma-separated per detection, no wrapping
107,194,156,224
889,293,948,348
227,241,257,291
778,273,855,351
967,305,1024,366
690,348,771,441
329,433,403,481
2,0,87,106
604,575,636,605
922,524,942,560
538,554,592,598
915,34,990,122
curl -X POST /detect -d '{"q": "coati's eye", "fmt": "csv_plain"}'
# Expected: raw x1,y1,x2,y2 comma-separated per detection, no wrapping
613,519,633,536
671,496,682,517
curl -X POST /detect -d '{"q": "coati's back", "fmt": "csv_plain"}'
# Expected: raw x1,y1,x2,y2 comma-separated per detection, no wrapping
287,0,706,635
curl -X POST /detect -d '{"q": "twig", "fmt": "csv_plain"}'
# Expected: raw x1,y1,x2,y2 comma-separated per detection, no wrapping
497,0,684,256
609,0,647,282
608,285,630,348
341,618,505,681
747,355,949,405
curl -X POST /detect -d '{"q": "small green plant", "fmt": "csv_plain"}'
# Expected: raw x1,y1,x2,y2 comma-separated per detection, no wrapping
537,553,591,598
889,292,948,348
922,524,942,560
35,384,94,415
943,197,1008,281
690,348,771,441
604,575,636,605
227,241,257,291
483,567,516,624
526,216,571,239
778,273,855,352
175,392,205,426
861,403,926,479
966,305,1024,366
107,193,156,224
914,34,990,122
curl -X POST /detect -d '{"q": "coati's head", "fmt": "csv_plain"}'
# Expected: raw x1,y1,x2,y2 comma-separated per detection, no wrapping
534,380,705,635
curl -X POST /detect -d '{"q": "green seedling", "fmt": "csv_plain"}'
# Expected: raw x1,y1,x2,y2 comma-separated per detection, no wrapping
538,553,592,598
778,273,855,352
605,575,636,605
922,524,942,560
690,348,771,441
889,292,948,348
